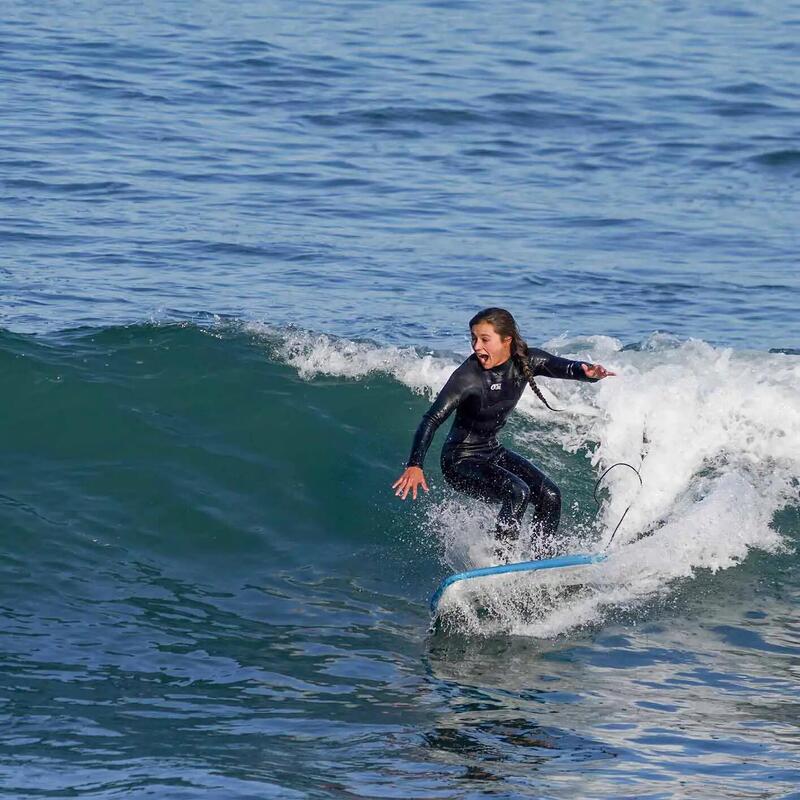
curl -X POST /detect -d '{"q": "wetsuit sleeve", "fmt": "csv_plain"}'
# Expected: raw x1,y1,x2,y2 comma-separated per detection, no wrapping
406,370,469,468
527,348,599,382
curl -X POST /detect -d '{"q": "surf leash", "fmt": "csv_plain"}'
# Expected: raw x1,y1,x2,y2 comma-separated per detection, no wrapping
594,462,643,551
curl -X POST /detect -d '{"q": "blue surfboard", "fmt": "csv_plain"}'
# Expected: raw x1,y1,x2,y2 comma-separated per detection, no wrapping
430,552,607,613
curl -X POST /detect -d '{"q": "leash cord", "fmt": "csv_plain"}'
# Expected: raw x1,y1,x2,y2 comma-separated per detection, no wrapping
593,462,643,551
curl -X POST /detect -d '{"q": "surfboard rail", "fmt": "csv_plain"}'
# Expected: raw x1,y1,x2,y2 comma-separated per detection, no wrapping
430,552,607,613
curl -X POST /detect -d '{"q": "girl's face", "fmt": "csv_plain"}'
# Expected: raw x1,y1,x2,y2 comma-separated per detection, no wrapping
471,322,512,369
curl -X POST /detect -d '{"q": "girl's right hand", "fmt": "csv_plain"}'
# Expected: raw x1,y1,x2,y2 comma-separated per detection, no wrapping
392,466,429,500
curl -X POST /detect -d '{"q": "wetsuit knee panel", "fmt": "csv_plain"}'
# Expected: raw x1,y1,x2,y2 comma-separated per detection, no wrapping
541,481,561,506
506,474,531,505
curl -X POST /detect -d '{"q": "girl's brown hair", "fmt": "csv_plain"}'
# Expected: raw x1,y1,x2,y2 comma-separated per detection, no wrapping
469,307,557,411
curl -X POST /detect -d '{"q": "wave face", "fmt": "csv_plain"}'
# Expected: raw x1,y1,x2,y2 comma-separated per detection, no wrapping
1,322,799,796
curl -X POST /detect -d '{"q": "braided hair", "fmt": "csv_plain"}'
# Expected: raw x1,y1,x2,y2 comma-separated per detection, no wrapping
468,307,560,412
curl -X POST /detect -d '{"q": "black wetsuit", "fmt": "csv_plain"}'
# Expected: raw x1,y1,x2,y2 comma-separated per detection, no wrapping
407,349,597,541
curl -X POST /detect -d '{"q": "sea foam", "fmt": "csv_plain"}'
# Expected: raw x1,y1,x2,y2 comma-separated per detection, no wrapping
255,324,799,636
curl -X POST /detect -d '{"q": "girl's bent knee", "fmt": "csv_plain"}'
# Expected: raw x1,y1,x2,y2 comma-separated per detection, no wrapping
542,482,561,507
509,478,530,507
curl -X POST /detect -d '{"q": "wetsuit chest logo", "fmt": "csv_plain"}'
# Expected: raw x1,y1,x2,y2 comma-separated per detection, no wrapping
490,383,502,390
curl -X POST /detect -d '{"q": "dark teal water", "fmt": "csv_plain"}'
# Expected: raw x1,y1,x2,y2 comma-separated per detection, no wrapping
1,0,799,796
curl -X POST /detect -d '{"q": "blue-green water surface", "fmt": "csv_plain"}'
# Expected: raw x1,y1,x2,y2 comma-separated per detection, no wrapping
1,1,799,797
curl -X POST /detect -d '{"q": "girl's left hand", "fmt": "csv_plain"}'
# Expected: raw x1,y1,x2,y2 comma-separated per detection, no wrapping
582,363,616,379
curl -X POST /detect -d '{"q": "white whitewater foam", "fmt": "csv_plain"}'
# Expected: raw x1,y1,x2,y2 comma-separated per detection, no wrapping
247,323,456,400
255,325,800,637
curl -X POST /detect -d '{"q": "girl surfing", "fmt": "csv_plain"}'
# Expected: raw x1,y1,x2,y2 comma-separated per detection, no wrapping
393,308,615,560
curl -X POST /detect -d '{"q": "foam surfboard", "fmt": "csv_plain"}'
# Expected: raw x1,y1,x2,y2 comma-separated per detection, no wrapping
430,552,607,614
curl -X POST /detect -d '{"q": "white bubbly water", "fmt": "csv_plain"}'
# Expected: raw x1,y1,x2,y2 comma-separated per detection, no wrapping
256,324,800,637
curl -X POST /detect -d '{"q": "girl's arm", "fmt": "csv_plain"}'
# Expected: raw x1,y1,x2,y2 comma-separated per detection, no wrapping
393,367,470,500
528,348,615,382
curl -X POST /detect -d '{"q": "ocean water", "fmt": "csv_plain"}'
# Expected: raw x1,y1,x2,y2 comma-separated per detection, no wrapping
1,1,799,798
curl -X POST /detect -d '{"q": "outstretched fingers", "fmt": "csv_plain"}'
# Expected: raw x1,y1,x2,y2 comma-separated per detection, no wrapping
412,475,430,500
392,468,429,500
582,363,617,379
393,473,411,499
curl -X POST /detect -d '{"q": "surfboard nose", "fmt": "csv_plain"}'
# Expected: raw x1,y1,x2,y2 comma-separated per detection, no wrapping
429,552,608,614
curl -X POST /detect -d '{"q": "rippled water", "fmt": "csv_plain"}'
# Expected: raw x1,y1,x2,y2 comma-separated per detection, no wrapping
3,0,799,348
1,1,799,797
